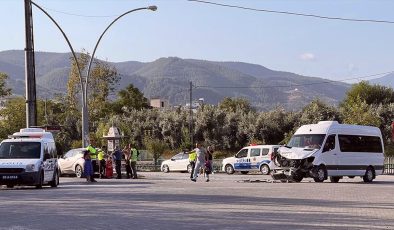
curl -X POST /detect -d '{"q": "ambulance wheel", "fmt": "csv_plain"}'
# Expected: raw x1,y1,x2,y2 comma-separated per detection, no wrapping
187,164,193,173
329,176,340,183
50,170,59,187
36,171,44,189
313,165,327,183
75,165,83,178
241,171,249,175
162,164,169,173
260,164,270,175
225,164,234,174
363,166,375,183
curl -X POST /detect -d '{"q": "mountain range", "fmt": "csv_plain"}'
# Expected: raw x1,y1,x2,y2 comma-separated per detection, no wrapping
0,50,391,110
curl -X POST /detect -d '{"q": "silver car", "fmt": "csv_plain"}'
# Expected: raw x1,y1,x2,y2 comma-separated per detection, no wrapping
58,148,86,178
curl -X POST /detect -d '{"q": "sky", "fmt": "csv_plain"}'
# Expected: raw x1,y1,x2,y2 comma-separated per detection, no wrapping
0,0,394,82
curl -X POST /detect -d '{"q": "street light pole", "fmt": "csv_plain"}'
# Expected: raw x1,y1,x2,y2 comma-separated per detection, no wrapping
31,1,157,147
83,5,157,147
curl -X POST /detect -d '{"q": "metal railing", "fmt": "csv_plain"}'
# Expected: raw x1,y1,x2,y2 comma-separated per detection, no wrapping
384,157,394,175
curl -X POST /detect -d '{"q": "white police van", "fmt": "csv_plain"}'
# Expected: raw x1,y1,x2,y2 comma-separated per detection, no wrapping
222,145,280,175
272,121,385,183
0,128,59,188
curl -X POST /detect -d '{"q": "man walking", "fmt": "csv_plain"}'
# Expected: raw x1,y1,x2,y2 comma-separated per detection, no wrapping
191,142,206,182
113,146,122,179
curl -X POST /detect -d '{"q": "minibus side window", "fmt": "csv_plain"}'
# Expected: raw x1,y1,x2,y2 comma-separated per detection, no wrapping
323,135,336,153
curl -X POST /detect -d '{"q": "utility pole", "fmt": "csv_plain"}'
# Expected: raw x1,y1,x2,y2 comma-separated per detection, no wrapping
24,0,37,127
189,81,193,148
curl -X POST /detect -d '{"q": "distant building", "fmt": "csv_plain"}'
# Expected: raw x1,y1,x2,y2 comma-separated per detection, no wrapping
150,98,168,108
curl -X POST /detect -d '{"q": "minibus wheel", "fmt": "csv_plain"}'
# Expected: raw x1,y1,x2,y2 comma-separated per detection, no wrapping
329,176,340,183
313,166,327,183
363,167,375,183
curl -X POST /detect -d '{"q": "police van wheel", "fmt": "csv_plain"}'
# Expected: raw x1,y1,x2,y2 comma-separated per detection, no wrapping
75,165,83,178
36,171,44,189
313,166,327,183
363,167,375,183
260,165,270,175
225,164,234,175
50,171,59,188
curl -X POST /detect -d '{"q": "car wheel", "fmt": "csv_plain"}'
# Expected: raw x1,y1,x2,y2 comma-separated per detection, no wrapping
329,176,340,183
187,164,192,173
313,165,327,183
50,170,59,188
240,171,249,175
75,165,83,178
363,167,375,183
260,164,270,175
36,171,44,189
225,164,234,174
162,164,169,173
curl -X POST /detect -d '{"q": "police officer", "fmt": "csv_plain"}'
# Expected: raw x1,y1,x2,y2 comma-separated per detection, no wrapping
86,144,98,176
97,146,106,178
129,145,139,179
188,149,197,179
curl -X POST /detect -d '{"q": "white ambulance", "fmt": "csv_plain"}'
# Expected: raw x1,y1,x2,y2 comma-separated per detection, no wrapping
222,145,280,175
272,121,385,183
0,128,59,188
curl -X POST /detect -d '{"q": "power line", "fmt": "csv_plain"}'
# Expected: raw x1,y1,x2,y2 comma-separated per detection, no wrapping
39,5,118,18
194,70,394,89
188,0,394,24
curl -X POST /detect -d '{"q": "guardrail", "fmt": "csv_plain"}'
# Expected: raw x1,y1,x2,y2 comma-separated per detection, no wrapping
384,157,394,175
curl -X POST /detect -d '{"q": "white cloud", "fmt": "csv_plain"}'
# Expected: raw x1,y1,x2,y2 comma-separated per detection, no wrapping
300,53,315,61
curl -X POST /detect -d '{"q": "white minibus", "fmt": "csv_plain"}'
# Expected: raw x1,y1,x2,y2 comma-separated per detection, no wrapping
272,121,384,183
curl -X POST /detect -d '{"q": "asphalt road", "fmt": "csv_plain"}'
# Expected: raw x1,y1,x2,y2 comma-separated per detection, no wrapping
0,172,393,230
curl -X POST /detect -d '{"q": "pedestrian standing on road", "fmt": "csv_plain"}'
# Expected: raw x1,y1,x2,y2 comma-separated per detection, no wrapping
188,149,197,179
83,150,97,182
97,146,106,178
191,142,206,182
123,144,132,179
130,144,139,179
113,146,123,179
204,146,214,182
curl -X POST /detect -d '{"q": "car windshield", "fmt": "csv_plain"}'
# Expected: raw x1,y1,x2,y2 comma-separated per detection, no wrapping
287,134,326,149
0,142,41,159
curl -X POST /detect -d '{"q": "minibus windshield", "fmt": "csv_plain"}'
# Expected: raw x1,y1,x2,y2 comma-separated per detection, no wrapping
288,134,326,149
0,142,41,159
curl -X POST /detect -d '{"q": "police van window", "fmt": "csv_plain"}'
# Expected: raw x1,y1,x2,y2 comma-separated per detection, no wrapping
236,149,248,158
338,135,383,153
323,135,336,152
262,148,269,156
250,148,260,157
0,142,41,159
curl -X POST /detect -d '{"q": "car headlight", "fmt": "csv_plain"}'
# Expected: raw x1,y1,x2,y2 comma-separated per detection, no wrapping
25,164,36,172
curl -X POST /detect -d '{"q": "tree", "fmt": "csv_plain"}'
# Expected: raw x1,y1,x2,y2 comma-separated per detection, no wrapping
0,72,12,98
111,84,150,114
342,81,394,106
219,97,254,113
0,97,25,139
340,96,381,127
144,137,169,170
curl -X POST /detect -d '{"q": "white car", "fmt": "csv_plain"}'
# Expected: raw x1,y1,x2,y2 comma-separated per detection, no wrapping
222,145,280,175
161,152,192,173
58,148,91,178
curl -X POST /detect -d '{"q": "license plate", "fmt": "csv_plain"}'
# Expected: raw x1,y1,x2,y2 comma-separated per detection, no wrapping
2,175,18,180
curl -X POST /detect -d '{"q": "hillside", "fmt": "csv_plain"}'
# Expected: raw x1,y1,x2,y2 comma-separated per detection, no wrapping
0,50,351,110
370,73,394,89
